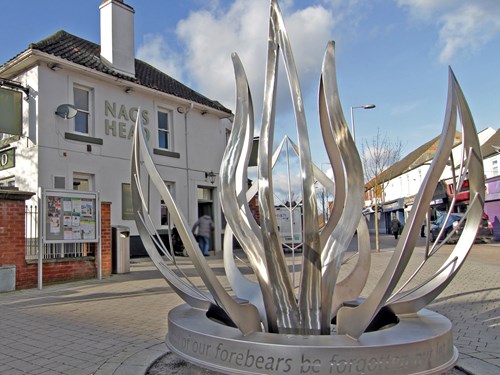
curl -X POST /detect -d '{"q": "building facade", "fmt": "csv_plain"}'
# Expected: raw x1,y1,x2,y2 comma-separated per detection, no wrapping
0,0,233,255
365,128,499,234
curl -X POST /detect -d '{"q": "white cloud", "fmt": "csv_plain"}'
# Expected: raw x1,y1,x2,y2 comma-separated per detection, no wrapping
137,0,335,119
136,34,184,81
175,2,269,112
396,0,500,63
437,3,500,63
396,0,453,19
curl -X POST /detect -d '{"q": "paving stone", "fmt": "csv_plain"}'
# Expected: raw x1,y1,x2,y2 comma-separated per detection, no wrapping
1,237,498,375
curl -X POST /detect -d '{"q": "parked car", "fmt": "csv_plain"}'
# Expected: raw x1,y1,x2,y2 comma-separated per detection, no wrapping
429,212,493,244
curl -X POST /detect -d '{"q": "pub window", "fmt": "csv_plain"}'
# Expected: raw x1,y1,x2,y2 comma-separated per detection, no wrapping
197,187,213,201
54,176,66,189
493,160,498,176
73,85,93,135
73,172,94,191
158,110,172,150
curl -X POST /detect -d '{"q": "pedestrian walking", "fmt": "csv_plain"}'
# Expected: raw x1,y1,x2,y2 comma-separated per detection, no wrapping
192,214,214,256
391,216,402,240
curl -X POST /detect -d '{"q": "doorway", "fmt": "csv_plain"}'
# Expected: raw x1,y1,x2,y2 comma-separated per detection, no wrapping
197,186,214,251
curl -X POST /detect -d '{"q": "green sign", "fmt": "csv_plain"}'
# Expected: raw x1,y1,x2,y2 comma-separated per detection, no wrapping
122,183,134,220
0,147,15,171
0,87,22,136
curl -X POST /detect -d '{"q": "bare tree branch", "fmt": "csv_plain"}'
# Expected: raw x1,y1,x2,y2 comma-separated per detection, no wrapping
362,128,404,184
361,128,404,252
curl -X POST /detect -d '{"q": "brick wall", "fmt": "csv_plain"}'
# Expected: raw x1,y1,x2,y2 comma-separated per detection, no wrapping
0,192,31,289
0,190,112,290
101,202,112,278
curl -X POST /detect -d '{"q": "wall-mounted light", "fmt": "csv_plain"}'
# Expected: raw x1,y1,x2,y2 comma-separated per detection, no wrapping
48,63,62,71
124,87,134,94
205,171,216,184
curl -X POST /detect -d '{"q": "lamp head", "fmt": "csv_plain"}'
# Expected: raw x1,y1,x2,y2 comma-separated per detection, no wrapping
205,171,217,184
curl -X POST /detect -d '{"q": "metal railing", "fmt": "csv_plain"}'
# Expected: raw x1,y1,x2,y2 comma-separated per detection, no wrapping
25,205,38,260
25,205,95,260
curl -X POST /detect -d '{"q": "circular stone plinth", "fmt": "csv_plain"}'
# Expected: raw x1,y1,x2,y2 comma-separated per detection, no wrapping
166,304,458,375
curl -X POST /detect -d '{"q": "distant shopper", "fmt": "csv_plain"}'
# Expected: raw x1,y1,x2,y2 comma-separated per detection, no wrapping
391,216,402,240
192,215,214,256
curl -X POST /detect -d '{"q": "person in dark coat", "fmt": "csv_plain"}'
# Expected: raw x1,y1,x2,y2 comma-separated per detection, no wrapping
391,216,402,240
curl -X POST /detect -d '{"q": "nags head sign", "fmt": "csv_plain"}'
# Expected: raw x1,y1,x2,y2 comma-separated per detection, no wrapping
104,100,150,140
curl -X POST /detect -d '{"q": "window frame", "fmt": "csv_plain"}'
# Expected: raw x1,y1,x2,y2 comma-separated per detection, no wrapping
54,176,66,189
157,109,173,151
73,172,95,192
72,84,94,136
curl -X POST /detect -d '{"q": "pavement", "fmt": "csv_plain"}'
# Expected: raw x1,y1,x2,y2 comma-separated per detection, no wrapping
0,234,498,375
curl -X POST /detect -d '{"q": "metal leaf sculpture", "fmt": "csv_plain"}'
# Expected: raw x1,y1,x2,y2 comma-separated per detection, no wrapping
336,68,484,338
131,0,483,373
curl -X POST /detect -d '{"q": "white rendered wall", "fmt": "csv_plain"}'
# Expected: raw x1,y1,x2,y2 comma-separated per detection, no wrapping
484,153,500,179
2,61,230,250
382,127,496,209
384,165,431,202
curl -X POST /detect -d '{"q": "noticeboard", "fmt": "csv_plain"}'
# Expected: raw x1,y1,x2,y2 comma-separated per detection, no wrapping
42,189,99,244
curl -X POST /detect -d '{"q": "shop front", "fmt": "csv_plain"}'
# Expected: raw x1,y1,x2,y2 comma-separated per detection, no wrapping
484,175,500,241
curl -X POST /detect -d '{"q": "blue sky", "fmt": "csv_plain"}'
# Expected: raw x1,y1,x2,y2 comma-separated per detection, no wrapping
1,0,499,168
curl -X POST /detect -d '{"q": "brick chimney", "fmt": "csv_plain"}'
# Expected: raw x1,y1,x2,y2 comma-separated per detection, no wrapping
99,0,135,78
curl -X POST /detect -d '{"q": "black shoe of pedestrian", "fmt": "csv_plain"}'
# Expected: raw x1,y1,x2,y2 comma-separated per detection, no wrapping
204,253,210,256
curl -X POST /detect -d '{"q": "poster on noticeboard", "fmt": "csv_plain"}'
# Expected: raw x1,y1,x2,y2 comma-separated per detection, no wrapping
43,189,99,244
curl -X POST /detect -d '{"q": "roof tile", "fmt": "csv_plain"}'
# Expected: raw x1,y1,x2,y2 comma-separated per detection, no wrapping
16,30,231,114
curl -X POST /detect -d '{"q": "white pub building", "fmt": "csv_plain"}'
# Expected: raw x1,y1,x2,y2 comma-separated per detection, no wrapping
0,0,233,255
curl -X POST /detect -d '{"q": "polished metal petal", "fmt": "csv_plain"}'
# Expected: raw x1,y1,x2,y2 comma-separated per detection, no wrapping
387,68,485,314
220,52,278,332
318,41,364,333
131,123,212,309
336,66,466,339
331,216,371,317
257,0,301,333
269,0,323,334
286,137,368,322
132,113,261,335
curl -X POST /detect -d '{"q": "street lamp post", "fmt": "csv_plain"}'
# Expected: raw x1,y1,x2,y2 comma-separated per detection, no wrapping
350,103,377,249
350,104,376,144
